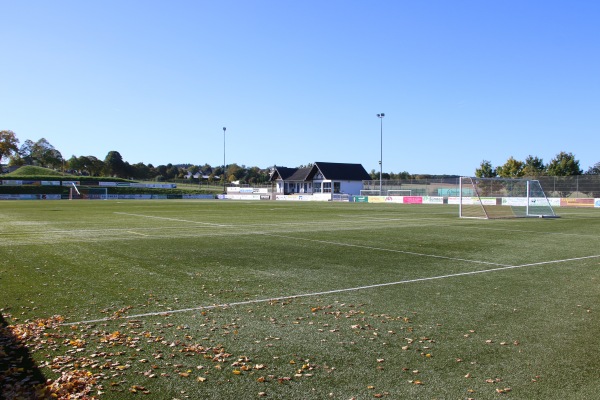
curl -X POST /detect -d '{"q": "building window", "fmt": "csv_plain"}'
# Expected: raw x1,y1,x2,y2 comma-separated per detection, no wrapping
313,182,321,193
323,182,331,193
334,182,341,193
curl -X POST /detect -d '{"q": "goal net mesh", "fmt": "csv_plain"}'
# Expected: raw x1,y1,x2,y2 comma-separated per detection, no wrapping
69,186,108,200
459,177,557,219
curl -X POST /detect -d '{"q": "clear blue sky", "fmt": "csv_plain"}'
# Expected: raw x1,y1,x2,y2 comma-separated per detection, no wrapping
2,0,599,176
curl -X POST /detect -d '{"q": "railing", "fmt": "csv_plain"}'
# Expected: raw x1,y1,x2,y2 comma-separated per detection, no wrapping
362,176,600,198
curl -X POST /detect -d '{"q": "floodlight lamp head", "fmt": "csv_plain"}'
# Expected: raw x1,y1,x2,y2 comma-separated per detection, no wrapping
223,127,226,132
377,113,385,118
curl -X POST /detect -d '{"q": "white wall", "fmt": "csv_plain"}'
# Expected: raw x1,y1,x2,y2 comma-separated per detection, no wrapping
340,181,364,196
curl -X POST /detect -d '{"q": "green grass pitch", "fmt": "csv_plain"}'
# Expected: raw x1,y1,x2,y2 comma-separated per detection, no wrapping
1,200,600,399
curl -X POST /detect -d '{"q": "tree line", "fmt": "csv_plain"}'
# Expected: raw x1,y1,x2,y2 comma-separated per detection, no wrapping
2,130,599,182
476,153,600,178
0,130,272,184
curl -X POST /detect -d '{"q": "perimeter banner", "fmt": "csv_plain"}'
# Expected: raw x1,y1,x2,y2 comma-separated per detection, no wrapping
560,198,595,208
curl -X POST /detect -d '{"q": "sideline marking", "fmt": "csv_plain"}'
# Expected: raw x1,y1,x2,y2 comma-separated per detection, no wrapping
62,254,600,326
114,212,230,227
127,231,149,237
260,233,510,267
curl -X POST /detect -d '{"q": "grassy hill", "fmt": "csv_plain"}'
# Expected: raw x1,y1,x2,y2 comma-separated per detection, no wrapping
2,165,73,178
1,166,220,196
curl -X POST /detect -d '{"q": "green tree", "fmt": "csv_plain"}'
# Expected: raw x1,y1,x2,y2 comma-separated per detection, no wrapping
17,138,62,169
585,162,600,175
7,153,25,167
104,151,126,177
546,152,582,176
70,155,103,176
475,160,497,178
79,156,94,175
188,165,200,176
496,156,524,178
156,165,167,177
130,162,152,180
199,163,212,175
165,164,179,180
67,155,83,173
17,139,35,165
522,155,546,177
245,166,268,184
36,145,63,170
88,156,105,176
227,163,244,182
0,130,20,163
297,163,314,168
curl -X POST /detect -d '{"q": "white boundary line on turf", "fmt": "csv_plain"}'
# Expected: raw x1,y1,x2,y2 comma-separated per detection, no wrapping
114,212,230,227
260,233,511,267
62,254,600,326
127,231,150,237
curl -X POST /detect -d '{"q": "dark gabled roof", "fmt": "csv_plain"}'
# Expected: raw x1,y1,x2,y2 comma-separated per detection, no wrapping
270,166,297,181
270,166,311,182
307,162,371,181
271,162,370,182
287,167,311,181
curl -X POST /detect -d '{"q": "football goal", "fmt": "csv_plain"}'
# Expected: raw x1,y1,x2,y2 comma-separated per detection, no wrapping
459,177,558,219
69,184,108,200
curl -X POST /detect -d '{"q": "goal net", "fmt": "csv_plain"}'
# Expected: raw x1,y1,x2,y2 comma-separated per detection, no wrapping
459,177,557,219
69,185,108,200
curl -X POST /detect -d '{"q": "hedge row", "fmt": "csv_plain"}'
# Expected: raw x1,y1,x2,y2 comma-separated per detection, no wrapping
0,186,218,196
0,175,131,183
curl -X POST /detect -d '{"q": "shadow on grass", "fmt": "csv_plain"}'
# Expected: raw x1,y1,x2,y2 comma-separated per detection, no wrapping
0,312,48,399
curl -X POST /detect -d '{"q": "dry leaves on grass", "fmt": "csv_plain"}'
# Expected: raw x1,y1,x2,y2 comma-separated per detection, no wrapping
1,314,100,399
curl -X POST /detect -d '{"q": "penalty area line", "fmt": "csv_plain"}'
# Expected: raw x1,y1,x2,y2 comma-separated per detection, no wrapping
62,254,600,326
260,232,511,267
114,212,230,227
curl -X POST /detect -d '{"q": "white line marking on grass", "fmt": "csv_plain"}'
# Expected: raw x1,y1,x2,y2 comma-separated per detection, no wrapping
260,233,511,267
339,214,600,239
450,225,600,239
62,254,600,326
513,254,600,267
127,231,149,237
114,212,230,227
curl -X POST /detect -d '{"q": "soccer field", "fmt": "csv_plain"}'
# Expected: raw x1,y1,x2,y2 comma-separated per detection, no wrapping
2,200,600,399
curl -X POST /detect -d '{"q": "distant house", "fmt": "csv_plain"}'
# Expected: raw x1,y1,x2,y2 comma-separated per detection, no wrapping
184,172,218,180
270,162,371,196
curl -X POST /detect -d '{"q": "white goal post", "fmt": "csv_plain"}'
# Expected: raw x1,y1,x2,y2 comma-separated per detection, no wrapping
69,185,108,200
459,177,558,219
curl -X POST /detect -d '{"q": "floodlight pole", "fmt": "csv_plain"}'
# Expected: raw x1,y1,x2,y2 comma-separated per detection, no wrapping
377,113,385,195
223,127,227,194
